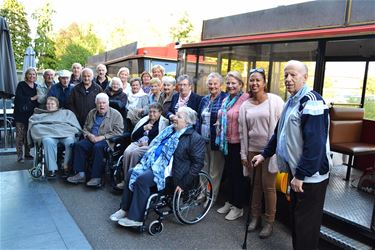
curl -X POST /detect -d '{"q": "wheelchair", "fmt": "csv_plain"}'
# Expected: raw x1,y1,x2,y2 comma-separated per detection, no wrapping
138,171,214,235
29,142,65,179
105,132,131,191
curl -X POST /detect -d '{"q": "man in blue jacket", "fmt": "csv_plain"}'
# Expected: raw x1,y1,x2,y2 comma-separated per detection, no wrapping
48,70,74,109
252,60,332,250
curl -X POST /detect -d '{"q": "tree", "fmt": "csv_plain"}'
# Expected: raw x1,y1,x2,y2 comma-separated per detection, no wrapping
32,1,57,70
59,43,91,70
54,22,104,69
170,12,194,43
0,0,31,70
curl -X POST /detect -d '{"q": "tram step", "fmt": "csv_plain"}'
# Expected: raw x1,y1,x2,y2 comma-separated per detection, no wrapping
320,225,373,250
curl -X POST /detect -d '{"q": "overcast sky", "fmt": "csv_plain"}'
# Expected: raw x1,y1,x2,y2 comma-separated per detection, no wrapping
1,0,313,47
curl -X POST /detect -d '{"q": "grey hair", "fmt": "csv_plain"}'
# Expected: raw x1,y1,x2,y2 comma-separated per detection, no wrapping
149,102,163,112
71,62,82,70
109,77,122,88
176,74,192,85
81,68,94,78
95,93,109,103
177,106,197,125
285,60,308,76
96,64,107,72
162,76,176,85
206,72,224,85
43,69,55,76
117,67,129,76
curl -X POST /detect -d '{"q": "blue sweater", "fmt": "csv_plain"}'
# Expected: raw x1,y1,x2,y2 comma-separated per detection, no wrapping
47,82,74,109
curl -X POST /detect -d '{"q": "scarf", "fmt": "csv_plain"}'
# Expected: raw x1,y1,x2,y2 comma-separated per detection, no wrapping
215,91,242,155
127,88,147,109
129,125,191,191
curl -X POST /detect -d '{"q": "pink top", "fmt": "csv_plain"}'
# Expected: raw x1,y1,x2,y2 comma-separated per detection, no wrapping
218,92,249,144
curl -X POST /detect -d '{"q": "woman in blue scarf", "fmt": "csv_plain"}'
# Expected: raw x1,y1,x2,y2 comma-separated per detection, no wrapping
109,107,206,227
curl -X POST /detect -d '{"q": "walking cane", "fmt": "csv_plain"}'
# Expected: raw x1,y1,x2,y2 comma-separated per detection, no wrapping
242,161,256,249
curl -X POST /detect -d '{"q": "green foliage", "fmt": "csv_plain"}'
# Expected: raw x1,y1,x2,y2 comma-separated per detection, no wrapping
55,23,104,69
0,0,31,70
32,1,57,69
59,43,91,70
170,12,194,43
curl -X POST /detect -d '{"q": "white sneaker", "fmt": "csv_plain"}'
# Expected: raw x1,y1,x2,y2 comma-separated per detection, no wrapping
118,217,143,227
109,209,126,222
217,202,232,214
225,206,243,220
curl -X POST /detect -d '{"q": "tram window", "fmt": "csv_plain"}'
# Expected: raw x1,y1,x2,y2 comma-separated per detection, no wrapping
364,61,375,120
323,61,365,108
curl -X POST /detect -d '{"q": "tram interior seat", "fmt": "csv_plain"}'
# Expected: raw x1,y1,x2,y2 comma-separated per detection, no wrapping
329,107,375,181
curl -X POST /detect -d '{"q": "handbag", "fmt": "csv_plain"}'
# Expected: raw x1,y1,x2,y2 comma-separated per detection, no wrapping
276,172,291,201
357,167,375,195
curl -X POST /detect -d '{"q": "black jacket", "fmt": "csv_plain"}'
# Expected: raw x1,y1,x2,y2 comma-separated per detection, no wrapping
14,81,38,125
67,82,102,127
167,92,202,118
172,127,205,190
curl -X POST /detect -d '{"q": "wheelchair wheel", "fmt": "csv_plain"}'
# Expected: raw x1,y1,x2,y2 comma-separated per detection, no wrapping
29,165,42,179
148,220,164,236
173,171,214,225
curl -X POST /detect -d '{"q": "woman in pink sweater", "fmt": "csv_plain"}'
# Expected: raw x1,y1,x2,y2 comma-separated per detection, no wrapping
216,71,249,220
239,68,284,238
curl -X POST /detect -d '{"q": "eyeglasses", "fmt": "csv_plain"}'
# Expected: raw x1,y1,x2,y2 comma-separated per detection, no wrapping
250,68,265,74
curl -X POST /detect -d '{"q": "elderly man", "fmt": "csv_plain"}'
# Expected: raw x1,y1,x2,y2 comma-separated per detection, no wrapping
48,70,74,109
95,64,110,90
70,62,82,85
37,69,56,109
67,68,102,127
252,60,331,250
67,93,124,187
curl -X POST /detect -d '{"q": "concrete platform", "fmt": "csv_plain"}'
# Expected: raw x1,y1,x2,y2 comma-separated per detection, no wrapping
0,170,91,250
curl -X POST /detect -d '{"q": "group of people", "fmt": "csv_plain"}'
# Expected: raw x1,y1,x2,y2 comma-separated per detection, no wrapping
14,60,332,250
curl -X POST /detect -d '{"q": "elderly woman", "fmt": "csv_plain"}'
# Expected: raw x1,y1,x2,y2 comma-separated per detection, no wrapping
159,76,177,117
216,71,249,220
28,97,81,177
67,68,102,127
109,107,205,227
140,71,152,94
151,65,165,82
105,77,128,129
239,68,284,238
116,103,169,189
117,67,131,95
126,78,149,127
14,67,39,162
148,78,162,104
196,72,227,202
167,74,202,121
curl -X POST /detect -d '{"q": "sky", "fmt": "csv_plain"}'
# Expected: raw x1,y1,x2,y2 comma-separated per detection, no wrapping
1,0,313,49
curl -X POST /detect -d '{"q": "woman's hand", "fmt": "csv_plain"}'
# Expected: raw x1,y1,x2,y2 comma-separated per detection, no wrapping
31,95,38,101
144,124,153,131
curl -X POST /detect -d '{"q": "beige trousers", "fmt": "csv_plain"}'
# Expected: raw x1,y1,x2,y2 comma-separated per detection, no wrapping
203,143,225,201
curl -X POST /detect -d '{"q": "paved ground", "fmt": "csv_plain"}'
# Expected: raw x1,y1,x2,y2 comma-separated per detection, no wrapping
1,152,293,250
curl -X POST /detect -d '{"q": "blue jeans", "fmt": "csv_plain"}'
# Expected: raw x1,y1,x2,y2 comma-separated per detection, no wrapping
72,139,107,178
42,137,75,171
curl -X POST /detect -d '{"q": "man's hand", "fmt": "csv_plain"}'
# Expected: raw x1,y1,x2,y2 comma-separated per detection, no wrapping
251,154,265,167
175,186,183,193
290,177,304,193
87,134,104,143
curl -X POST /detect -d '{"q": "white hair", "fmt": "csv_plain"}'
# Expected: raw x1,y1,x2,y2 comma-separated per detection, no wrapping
162,76,176,85
81,68,94,77
177,106,197,125
109,77,122,88
117,67,129,76
206,72,223,85
95,93,109,103
285,60,308,75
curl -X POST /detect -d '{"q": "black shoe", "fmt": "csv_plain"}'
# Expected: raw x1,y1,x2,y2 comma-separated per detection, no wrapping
17,156,24,163
60,170,70,179
47,171,56,178
25,155,34,160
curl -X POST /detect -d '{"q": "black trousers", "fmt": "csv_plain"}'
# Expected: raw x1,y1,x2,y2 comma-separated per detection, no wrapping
224,143,246,208
290,178,329,250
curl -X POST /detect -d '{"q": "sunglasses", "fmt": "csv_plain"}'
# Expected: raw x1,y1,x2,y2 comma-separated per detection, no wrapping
250,68,265,74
